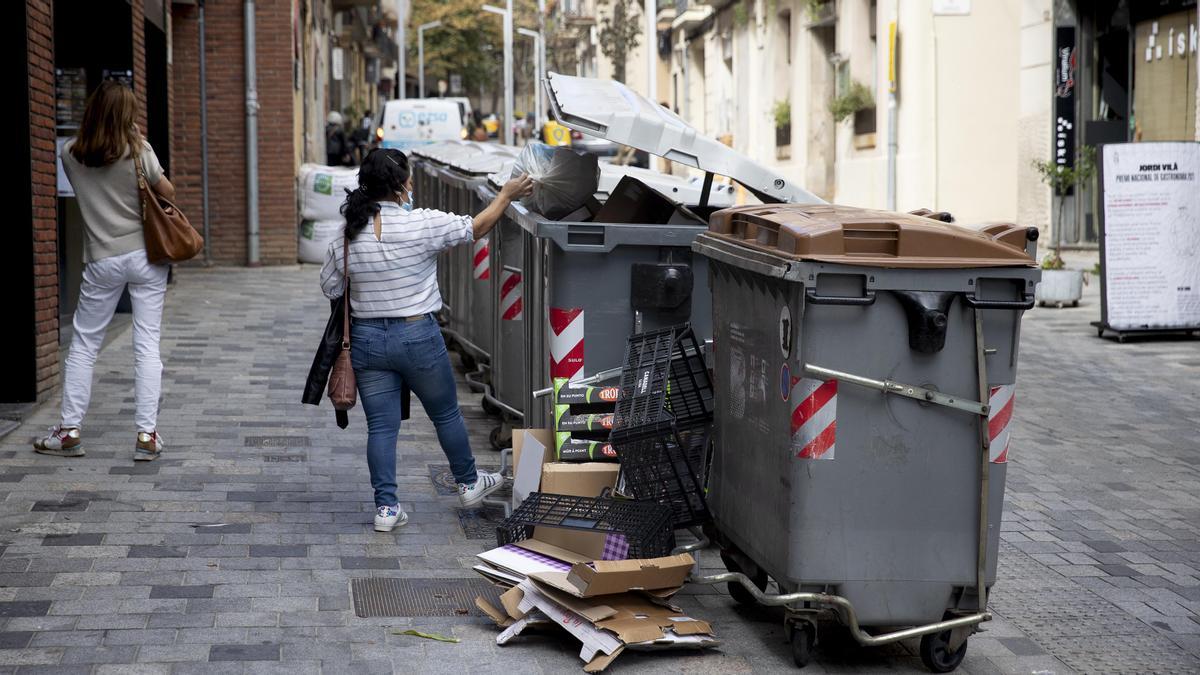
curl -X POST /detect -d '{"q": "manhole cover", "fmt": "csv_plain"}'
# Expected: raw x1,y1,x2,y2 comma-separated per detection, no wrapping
428,464,508,499
351,577,503,618
455,503,508,540
244,436,311,448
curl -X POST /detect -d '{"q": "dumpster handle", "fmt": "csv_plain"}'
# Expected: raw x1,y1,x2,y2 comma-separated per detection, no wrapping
963,293,1035,311
531,367,624,399
690,571,992,647
803,363,988,417
805,288,877,306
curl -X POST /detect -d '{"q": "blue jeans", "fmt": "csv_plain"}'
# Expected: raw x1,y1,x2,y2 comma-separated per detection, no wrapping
350,315,478,507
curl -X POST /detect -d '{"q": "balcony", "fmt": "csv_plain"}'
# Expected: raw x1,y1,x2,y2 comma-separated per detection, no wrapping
671,0,711,32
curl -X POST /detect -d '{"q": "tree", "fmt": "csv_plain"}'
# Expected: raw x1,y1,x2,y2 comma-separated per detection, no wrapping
597,0,641,83
406,0,506,102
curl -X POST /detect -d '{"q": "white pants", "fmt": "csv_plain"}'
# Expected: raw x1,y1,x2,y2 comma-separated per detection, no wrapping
61,249,169,432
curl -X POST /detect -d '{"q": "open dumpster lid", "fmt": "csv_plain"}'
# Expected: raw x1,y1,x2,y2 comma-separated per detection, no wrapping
545,72,822,205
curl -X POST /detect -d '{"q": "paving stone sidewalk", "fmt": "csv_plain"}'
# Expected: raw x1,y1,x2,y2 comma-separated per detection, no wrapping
1,266,1197,674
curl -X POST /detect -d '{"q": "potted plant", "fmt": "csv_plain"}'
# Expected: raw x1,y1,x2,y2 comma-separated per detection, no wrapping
773,99,791,148
1032,147,1096,307
830,81,874,124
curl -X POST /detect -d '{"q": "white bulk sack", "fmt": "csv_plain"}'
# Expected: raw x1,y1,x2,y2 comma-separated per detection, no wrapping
299,164,359,222
298,218,343,264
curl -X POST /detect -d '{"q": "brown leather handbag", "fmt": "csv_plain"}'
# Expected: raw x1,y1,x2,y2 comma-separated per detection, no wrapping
327,234,357,411
137,157,203,265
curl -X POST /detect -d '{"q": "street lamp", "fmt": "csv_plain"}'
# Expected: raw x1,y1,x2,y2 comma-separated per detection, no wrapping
418,19,443,99
517,28,542,129
482,2,513,145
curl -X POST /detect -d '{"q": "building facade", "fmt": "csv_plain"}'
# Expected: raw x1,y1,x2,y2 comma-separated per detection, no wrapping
15,0,396,405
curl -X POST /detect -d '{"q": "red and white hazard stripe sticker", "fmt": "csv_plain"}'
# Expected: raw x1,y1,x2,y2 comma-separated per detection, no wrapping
472,238,490,280
791,377,837,460
988,384,1015,463
549,307,585,381
500,269,522,321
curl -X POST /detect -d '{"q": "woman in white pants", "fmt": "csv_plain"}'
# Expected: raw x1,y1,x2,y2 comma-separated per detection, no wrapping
35,82,175,461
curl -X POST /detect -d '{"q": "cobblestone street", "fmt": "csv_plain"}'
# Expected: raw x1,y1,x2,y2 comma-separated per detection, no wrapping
2,265,1198,674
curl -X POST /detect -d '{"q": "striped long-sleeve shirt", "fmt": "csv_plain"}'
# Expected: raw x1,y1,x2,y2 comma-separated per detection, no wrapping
320,202,473,318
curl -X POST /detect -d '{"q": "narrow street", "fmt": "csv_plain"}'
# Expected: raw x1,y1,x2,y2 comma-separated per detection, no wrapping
1,265,1198,674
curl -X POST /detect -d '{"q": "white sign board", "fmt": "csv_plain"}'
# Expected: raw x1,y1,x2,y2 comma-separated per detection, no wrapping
1100,142,1200,331
932,0,971,15
332,47,344,81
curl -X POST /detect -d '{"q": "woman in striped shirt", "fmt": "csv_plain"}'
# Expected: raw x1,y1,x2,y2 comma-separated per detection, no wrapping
321,148,533,532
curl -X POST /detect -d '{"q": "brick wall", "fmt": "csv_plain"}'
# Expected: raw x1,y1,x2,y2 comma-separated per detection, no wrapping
28,0,58,399
171,1,297,266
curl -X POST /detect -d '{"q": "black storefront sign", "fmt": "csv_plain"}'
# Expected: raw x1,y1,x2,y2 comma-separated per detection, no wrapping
1054,26,1077,176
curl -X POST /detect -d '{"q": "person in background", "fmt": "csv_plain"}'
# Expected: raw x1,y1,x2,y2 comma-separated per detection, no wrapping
319,149,534,532
326,111,351,167
35,81,174,462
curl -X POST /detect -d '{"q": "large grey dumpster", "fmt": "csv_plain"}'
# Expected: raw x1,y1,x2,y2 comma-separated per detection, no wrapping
501,72,820,437
691,204,1040,670
437,148,519,371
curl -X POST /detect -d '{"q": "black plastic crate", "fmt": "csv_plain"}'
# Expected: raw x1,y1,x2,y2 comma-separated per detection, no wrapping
496,492,675,559
615,423,711,528
611,325,713,442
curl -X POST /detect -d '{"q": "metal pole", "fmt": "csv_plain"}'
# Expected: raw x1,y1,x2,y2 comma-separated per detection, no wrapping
504,0,513,145
198,0,211,265
537,0,546,127
482,4,514,145
395,0,407,99
645,0,655,99
518,28,541,127
886,11,898,210
244,0,260,266
418,20,442,99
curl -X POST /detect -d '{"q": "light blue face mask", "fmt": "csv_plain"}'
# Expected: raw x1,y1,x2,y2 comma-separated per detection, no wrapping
402,189,413,212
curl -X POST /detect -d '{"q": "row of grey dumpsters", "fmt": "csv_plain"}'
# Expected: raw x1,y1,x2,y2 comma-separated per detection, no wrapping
407,73,1043,672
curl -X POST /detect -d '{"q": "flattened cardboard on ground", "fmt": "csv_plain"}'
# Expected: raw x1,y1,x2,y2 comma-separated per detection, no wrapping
517,577,715,670
540,462,619,498
528,554,695,598
500,586,527,620
513,579,624,665
475,596,513,627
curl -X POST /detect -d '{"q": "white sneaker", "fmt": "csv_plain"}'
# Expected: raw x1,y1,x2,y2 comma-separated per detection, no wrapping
134,431,165,461
33,426,84,457
374,505,409,532
458,471,504,508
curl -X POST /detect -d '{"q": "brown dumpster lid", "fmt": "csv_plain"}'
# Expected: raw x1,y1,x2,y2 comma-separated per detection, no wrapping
707,204,1036,268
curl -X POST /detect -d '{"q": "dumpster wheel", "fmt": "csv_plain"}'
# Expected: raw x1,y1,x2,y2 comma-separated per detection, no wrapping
786,618,817,668
488,424,511,452
919,619,969,673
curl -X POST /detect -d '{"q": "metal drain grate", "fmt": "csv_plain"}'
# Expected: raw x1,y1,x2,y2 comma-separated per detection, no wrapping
351,577,503,618
455,503,508,540
244,436,311,448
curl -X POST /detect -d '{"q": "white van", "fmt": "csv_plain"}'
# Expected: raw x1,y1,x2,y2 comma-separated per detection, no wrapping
379,99,464,152
445,96,474,128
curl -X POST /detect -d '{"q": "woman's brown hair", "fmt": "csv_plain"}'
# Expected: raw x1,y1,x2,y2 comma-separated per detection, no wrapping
69,81,142,168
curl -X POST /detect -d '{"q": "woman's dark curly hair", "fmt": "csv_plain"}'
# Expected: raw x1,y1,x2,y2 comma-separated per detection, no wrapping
340,148,411,239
